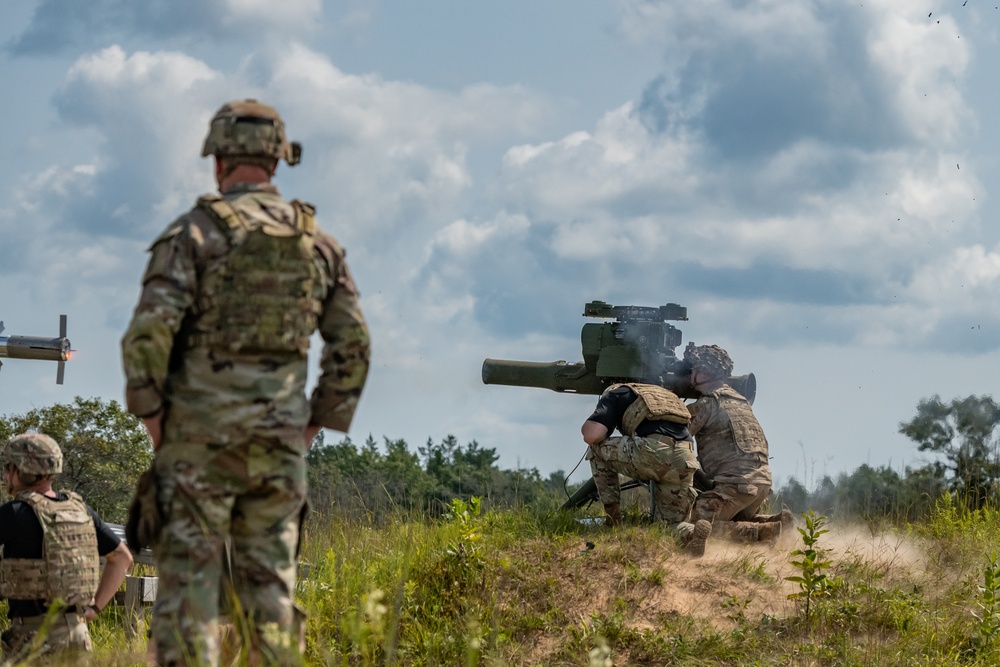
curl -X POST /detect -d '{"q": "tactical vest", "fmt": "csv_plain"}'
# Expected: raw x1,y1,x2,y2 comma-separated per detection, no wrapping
695,385,769,481
608,383,691,436
0,491,99,606
189,195,325,358
715,386,767,456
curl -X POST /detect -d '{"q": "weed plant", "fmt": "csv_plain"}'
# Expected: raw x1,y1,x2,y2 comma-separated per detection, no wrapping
786,510,834,619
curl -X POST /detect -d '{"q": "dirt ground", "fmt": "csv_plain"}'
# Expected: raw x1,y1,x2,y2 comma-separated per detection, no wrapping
512,521,932,664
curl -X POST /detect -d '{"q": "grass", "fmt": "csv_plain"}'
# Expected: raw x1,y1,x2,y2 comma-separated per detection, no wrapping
18,495,1000,665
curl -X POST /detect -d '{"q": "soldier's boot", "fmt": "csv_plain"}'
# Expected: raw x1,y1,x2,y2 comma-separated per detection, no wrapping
603,503,622,528
712,521,764,544
756,522,781,546
778,509,796,532
684,519,712,558
725,521,758,543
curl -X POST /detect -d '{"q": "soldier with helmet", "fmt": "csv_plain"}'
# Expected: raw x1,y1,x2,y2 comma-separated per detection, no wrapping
581,383,714,557
0,433,132,662
684,345,789,543
121,99,371,666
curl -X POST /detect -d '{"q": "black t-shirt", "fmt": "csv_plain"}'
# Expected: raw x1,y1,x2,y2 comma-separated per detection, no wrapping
587,385,692,441
0,491,121,618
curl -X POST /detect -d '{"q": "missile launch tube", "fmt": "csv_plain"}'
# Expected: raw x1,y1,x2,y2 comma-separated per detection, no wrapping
482,359,606,394
483,357,757,404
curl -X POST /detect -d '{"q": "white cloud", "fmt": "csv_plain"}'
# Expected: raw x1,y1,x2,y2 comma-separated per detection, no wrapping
868,7,972,143
411,0,983,358
908,244,1000,304
499,103,700,221
53,46,220,236
433,213,531,255
64,45,215,91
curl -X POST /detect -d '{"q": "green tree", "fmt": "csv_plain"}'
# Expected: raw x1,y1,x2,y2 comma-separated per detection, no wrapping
774,477,810,514
0,396,152,523
306,435,435,518
306,433,562,518
833,464,902,518
899,394,1000,508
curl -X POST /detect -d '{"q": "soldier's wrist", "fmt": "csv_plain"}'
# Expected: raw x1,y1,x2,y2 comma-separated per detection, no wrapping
126,383,165,419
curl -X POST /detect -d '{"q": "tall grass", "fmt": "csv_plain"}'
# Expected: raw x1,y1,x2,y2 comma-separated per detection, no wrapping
26,494,1000,665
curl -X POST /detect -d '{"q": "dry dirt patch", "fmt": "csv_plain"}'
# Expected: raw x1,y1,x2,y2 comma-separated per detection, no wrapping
508,522,930,637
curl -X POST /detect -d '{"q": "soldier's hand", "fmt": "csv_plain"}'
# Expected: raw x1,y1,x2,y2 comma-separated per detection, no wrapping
84,604,100,623
143,412,164,450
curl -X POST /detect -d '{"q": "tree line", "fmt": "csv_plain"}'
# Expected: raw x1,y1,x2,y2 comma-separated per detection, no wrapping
305,432,572,519
775,394,1000,520
2,393,1000,524
0,397,570,523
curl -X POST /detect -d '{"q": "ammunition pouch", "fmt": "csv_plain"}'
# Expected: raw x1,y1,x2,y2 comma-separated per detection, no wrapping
125,467,164,552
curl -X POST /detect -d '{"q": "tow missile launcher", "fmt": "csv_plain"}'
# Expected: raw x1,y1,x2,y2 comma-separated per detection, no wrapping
482,300,755,403
0,315,72,384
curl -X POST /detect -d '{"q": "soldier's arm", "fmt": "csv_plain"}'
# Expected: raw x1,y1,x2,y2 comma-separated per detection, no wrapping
120,219,199,419
582,390,618,445
87,541,133,621
687,397,714,437
310,243,371,433
582,420,609,445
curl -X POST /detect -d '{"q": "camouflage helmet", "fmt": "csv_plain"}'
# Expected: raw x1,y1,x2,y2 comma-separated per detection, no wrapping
684,344,734,381
201,99,302,166
3,433,63,475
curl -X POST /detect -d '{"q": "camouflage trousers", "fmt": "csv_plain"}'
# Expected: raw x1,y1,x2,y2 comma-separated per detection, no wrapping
692,481,771,522
1,612,91,665
587,435,699,535
153,431,307,667
692,481,772,541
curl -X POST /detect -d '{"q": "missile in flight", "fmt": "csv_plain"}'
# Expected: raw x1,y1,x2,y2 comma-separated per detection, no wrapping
0,315,72,384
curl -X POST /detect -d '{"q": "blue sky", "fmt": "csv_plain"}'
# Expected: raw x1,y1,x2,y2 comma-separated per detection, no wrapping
2,0,1000,489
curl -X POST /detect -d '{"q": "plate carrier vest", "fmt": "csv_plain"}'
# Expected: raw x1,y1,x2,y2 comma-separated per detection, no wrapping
702,385,768,461
0,491,99,606
608,383,691,436
188,195,324,357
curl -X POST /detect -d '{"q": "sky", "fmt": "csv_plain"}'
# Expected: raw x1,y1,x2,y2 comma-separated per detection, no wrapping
1,0,999,490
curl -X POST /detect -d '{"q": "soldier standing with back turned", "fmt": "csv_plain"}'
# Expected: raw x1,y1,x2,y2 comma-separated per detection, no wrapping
121,99,371,666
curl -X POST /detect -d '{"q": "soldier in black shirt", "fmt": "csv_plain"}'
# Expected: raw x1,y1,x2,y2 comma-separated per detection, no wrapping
582,384,713,556
0,433,133,661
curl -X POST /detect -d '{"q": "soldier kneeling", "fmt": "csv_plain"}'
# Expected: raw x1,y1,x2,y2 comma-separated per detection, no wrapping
582,383,713,557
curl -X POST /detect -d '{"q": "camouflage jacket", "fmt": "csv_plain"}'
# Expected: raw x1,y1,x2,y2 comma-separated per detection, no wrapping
121,183,370,434
688,385,771,486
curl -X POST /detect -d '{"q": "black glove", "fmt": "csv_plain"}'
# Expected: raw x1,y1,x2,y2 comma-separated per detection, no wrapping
125,466,164,552
694,469,715,492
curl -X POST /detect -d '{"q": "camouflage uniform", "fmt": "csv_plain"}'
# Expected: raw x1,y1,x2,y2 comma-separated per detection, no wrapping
0,434,102,663
121,100,370,666
688,385,773,541
586,384,699,536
